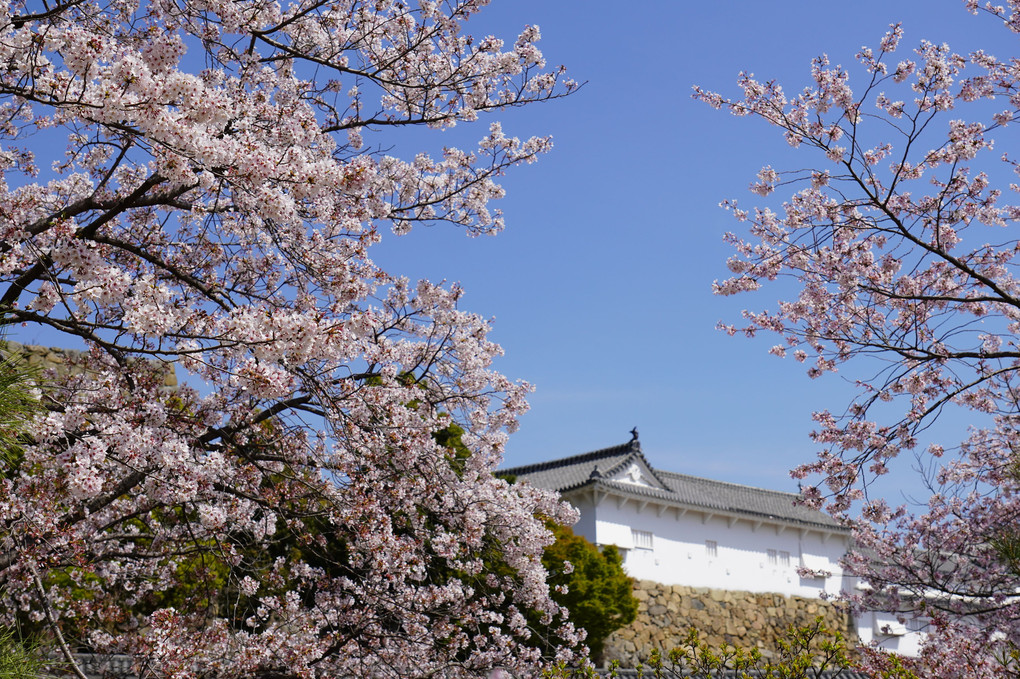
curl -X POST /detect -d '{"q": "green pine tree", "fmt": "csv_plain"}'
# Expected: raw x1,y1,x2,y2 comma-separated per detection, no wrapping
0,343,48,679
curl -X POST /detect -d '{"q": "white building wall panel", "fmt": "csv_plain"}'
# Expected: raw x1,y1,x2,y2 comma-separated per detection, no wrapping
590,498,848,598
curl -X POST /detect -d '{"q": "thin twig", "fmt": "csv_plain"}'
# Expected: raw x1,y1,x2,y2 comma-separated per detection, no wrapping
27,562,90,679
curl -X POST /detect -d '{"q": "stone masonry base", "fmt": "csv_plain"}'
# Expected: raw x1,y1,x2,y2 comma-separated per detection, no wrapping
602,579,853,667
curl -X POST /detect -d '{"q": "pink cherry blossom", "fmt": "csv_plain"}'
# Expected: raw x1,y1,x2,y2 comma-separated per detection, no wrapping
0,1,584,677
698,1,1020,675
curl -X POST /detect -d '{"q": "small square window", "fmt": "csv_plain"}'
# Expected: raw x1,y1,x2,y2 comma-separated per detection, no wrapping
779,551,791,567
705,540,718,558
632,529,653,550
767,548,777,565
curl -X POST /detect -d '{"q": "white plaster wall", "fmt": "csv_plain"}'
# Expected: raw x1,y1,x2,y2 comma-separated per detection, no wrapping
590,498,849,599
570,495,598,544
856,611,926,656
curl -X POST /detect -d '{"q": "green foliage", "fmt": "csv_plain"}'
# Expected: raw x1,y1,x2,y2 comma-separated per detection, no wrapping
868,654,924,679
542,617,895,679
0,627,47,679
0,346,48,676
0,346,42,478
541,522,638,661
433,420,472,476
633,618,859,678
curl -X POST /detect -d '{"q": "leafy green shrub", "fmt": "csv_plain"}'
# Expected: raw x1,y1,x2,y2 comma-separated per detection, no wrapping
542,523,639,661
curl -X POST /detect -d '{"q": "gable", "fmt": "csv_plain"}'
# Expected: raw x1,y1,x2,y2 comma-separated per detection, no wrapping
603,456,670,492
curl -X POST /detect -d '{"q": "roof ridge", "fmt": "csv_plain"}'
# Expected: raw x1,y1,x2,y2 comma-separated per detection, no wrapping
500,440,635,475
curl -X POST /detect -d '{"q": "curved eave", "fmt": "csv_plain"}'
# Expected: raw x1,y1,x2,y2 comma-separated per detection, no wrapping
559,478,850,537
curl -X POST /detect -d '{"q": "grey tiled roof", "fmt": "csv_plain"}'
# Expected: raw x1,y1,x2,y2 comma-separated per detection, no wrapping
655,469,842,529
501,440,845,532
499,440,645,490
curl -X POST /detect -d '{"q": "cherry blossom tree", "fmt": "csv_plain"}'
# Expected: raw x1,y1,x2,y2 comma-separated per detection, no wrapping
697,2,1020,676
0,0,584,677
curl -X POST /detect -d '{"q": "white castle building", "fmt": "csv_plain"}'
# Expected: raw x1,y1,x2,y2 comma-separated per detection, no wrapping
500,433,926,657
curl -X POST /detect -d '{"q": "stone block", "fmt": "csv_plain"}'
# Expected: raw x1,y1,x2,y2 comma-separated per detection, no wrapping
601,578,856,668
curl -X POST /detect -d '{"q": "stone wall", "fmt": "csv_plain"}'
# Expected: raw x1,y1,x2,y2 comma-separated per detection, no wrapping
602,579,853,667
3,341,177,388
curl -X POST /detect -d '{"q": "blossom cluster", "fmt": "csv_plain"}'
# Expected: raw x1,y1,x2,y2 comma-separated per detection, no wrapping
0,0,582,677
699,1,1020,675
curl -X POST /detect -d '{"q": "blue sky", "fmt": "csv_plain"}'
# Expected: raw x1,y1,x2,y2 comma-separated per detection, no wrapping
11,1,1014,499
369,0,1020,495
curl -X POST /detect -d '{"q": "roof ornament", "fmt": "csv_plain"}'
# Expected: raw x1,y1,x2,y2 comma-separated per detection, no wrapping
589,464,603,480
629,426,640,450
624,463,643,484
